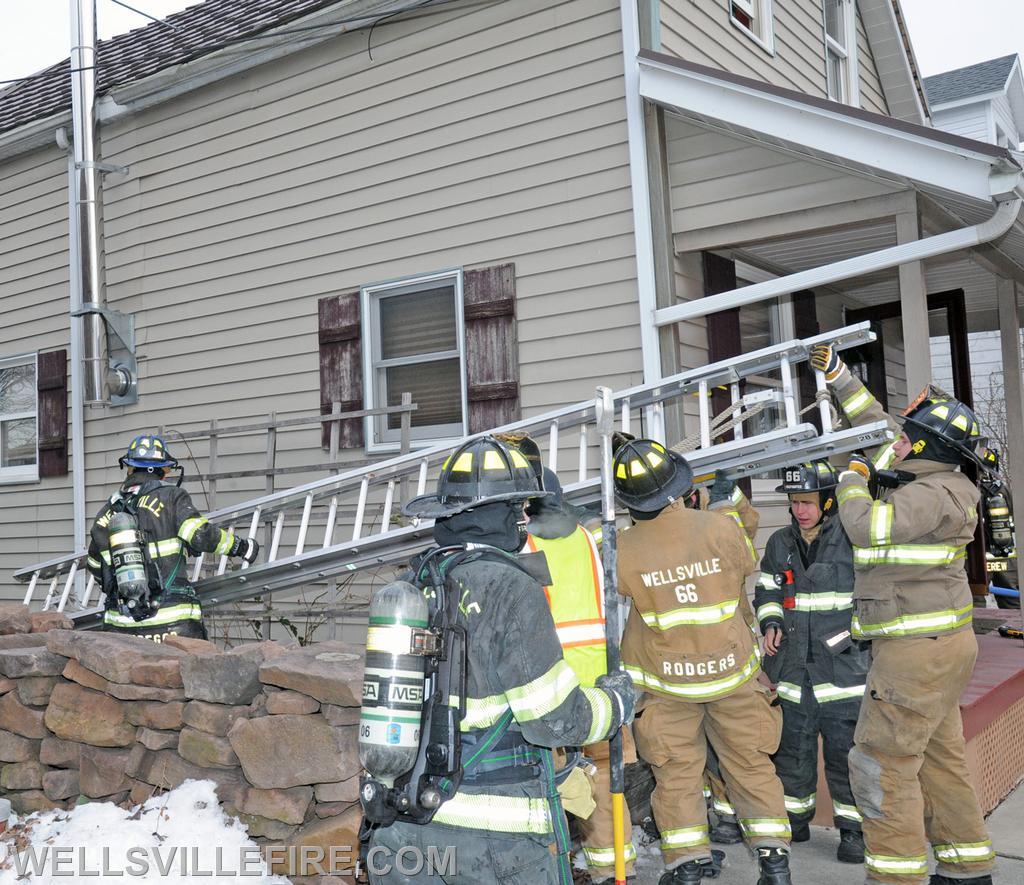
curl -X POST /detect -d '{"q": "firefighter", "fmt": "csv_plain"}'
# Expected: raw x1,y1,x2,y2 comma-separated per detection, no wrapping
811,344,995,885
613,438,792,885
367,436,636,885
86,434,259,640
753,460,867,863
523,465,637,884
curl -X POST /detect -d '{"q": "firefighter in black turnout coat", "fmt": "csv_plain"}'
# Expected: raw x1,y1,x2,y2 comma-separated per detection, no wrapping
364,436,635,885
87,435,259,640
753,460,867,863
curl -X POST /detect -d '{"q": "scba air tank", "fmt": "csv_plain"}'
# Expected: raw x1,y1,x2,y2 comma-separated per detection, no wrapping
359,580,429,787
108,511,149,608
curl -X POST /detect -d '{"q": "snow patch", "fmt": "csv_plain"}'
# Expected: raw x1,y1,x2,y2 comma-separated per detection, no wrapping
0,780,289,883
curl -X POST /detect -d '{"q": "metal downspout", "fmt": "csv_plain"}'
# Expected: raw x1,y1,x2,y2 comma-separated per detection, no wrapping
619,0,662,384
653,194,1024,326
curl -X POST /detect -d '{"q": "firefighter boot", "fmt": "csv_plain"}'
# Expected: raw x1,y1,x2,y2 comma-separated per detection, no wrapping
929,877,993,885
709,818,743,844
836,829,864,864
659,851,725,884
756,848,792,885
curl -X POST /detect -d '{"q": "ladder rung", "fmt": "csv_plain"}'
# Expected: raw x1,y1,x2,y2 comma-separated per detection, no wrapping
23,572,39,607
578,424,588,484
294,495,314,557
352,478,369,541
548,421,559,473
56,562,78,612
323,496,339,549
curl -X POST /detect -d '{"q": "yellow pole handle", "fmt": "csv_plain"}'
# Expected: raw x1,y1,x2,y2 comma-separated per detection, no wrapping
612,790,626,884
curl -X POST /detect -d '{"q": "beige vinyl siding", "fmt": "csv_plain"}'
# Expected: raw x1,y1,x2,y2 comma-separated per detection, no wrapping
665,119,901,237
0,147,73,576
856,4,889,115
0,0,643,597
660,0,828,98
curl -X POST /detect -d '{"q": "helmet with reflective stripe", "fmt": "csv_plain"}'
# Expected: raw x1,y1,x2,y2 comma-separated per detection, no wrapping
980,446,1000,474
613,439,693,513
776,459,838,519
402,436,549,519
118,434,179,472
900,398,986,468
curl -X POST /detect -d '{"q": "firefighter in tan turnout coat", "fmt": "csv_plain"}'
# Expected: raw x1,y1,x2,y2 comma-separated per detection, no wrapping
613,438,792,885
812,343,995,885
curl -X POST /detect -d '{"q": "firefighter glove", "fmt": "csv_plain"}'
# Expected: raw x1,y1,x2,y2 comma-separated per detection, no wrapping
845,454,874,483
809,343,843,380
596,669,637,726
228,536,260,564
708,471,736,506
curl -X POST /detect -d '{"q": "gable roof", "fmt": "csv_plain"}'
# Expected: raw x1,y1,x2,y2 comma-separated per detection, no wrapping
924,54,1019,107
0,0,344,137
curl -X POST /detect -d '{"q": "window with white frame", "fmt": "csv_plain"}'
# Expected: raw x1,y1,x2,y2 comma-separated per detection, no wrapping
730,0,775,53
362,271,467,449
823,0,859,105
0,354,38,481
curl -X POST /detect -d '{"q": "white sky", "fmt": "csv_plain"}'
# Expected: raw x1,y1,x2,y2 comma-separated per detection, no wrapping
0,0,1021,85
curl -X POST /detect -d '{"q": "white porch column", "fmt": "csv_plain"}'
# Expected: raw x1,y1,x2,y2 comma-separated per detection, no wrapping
997,278,1024,494
896,209,933,396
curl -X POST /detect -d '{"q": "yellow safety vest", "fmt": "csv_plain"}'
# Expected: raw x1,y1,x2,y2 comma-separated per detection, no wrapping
525,527,608,688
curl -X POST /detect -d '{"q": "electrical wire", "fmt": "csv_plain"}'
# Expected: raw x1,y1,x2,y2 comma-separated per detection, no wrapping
1,0,501,89
108,0,183,30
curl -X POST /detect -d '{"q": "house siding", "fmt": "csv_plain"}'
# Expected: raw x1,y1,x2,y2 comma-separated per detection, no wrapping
931,103,992,144
0,0,643,597
856,4,889,115
0,147,74,575
659,0,890,112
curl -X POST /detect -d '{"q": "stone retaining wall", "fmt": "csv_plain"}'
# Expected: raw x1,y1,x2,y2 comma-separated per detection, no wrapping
0,605,365,882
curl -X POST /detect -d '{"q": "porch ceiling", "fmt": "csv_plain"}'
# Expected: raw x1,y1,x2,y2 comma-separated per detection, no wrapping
647,50,1024,332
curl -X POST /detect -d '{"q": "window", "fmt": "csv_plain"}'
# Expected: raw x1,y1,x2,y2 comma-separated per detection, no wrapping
362,270,467,450
823,0,859,105
730,0,775,53
0,354,38,482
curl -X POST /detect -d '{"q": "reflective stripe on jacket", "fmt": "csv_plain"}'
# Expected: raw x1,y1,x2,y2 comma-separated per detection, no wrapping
618,500,760,702
525,526,607,688
831,367,979,640
753,514,867,714
87,478,239,597
408,549,623,835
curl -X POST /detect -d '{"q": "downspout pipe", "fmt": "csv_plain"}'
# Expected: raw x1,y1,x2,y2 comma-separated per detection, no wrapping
653,193,1023,326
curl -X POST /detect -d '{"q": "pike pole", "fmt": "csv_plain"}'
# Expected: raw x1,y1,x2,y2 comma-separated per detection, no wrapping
595,386,627,885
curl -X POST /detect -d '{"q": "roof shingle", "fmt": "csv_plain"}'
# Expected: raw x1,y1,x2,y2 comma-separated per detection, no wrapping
0,0,343,137
923,54,1019,107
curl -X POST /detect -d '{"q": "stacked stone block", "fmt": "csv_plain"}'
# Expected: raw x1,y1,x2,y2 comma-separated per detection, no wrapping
0,604,366,883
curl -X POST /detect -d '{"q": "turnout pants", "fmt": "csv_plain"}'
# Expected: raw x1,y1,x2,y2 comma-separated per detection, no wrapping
578,730,637,879
772,675,862,832
849,631,994,884
633,680,790,867
369,819,560,885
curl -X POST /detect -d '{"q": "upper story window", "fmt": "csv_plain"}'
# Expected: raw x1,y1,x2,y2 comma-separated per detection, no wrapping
362,270,467,450
729,0,775,54
0,354,38,482
824,0,859,105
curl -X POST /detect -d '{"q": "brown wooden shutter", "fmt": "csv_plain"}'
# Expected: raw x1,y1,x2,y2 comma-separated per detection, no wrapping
463,263,520,434
792,290,821,431
318,292,363,449
37,349,68,478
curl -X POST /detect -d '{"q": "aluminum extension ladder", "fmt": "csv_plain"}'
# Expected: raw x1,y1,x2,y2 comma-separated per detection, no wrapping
15,322,891,625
